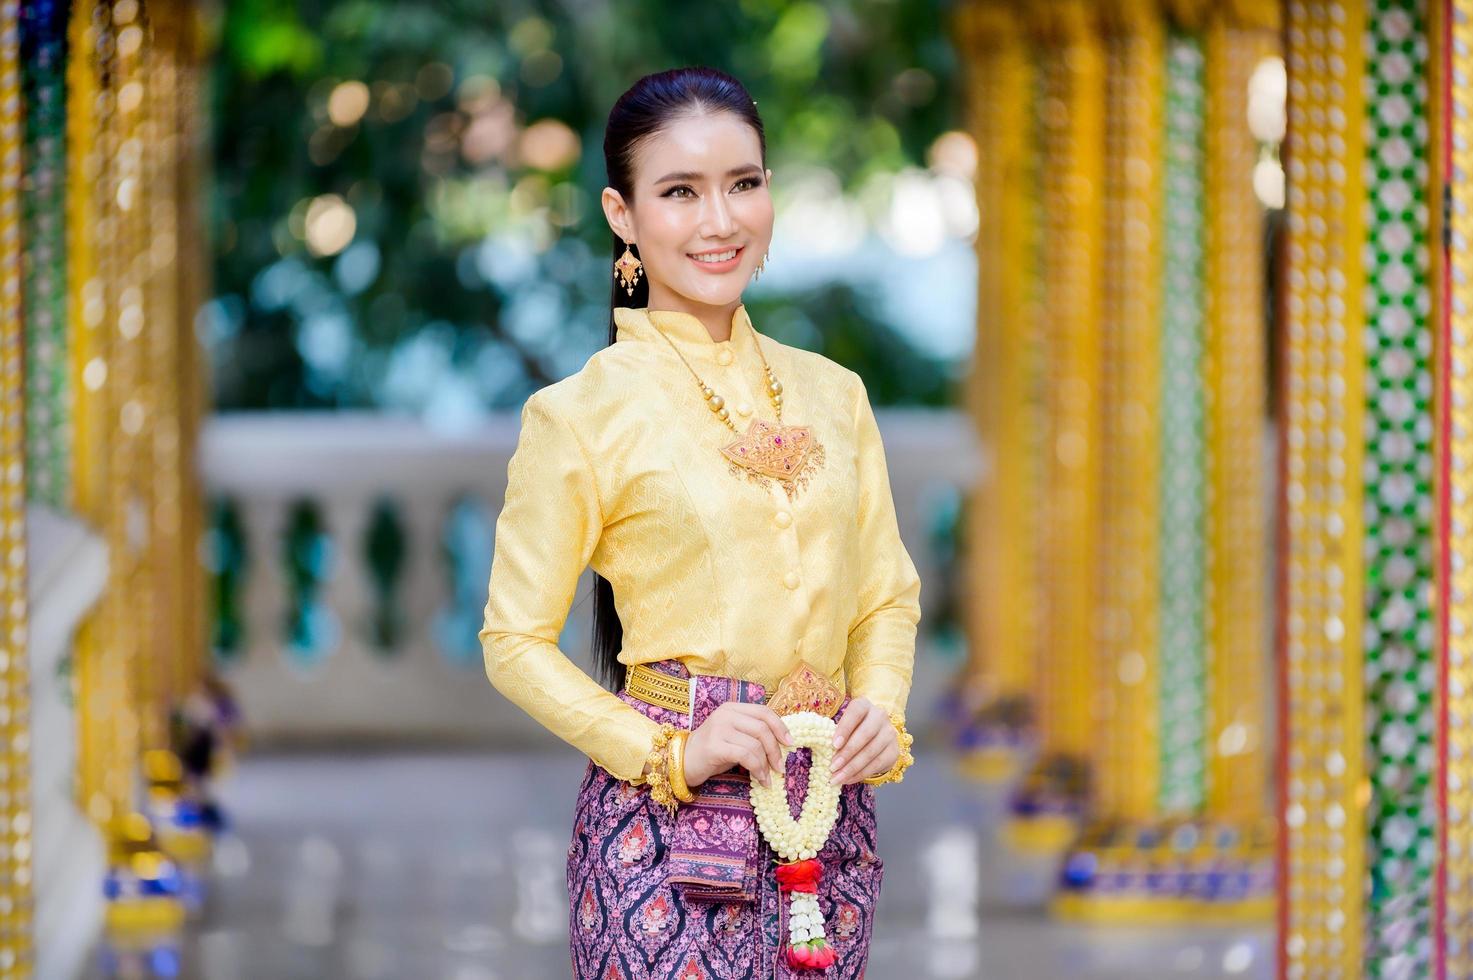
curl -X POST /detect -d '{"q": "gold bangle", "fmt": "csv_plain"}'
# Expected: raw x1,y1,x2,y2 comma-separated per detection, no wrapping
861,713,914,786
668,729,696,803
643,722,680,816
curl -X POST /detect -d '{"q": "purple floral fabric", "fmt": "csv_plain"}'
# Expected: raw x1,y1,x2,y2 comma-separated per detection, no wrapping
566,659,884,979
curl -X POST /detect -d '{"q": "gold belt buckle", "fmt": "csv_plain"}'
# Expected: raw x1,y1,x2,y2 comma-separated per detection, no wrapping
765,660,843,718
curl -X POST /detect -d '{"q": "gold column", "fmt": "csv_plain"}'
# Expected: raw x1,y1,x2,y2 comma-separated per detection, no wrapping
69,0,140,827
1000,0,1106,849
71,0,212,829
1201,8,1275,826
953,0,1041,779
1093,0,1165,824
0,2,32,972
115,0,164,760
1034,0,1106,764
139,0,211,749
140,0,196,753
1280,0,1367,971
170,0,212,703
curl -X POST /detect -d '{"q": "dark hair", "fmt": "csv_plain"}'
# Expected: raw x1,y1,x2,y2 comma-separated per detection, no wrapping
590,67,767,691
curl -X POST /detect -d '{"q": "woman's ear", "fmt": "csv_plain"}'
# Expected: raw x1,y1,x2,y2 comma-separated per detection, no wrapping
601,186,634,244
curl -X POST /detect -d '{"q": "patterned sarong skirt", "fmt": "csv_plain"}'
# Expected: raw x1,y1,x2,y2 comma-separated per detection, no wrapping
566,658,884,979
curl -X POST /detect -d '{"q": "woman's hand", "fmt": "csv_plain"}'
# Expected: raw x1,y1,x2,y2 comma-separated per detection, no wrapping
684,702,793,789
828,697,898,785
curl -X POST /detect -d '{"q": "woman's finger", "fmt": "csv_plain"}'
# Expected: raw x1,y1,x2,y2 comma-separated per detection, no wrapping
755,705,795,746
853,750,897,785
862,740,899,780
832,706,885,773
721,702,797,747
727,736,771,787
832,697,871,752
832,725,883,783
833,737,889,786
729,714,785,778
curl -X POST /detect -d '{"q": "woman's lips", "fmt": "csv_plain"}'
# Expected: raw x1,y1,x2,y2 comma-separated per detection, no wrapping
687,245,744,273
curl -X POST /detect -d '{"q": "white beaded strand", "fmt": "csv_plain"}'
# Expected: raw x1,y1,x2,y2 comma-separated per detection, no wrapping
749,711,842,861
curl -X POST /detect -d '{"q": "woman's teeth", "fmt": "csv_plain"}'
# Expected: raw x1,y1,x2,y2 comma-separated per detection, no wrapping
691,248,739,263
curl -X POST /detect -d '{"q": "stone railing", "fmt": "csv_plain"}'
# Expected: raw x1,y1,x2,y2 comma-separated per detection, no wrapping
201,408,983,746
28,504,109,980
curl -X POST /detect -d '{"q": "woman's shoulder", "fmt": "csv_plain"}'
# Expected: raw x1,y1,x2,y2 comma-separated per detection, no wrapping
778,342,870,419
756,332,865,394
519,342,645,431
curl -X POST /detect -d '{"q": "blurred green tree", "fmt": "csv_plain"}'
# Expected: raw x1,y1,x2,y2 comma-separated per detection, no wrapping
208,0,963,411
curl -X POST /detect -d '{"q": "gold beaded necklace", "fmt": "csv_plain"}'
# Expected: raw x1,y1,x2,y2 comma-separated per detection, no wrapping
647,308,826,501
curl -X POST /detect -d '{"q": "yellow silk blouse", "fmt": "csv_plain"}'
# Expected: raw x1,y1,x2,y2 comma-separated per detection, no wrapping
479,302,922,783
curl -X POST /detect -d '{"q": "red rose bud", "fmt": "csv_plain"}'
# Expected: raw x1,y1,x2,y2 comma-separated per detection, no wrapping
775,858,823,891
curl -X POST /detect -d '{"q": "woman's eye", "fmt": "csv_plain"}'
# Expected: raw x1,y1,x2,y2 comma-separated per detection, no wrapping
663,177,761,199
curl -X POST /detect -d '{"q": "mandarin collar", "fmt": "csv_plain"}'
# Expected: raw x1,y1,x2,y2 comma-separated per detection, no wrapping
613,303,759,362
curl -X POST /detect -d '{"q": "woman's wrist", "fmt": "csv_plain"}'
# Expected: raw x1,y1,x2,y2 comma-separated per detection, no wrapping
681,724,718,788
633,723,698,812
860,712,914,785
641,722,680,815
668,729,696,803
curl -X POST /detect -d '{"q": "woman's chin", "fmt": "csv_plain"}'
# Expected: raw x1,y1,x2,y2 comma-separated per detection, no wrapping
670,279,748,308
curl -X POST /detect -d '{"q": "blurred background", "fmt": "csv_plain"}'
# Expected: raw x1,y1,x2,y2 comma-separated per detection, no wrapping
13,0,1464,977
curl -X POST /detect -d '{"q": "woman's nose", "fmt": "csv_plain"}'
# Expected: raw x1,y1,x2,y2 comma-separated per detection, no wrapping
701,194,737,236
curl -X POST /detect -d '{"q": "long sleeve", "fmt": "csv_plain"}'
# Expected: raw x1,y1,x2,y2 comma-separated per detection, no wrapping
843,374,923,717
480,389,662,782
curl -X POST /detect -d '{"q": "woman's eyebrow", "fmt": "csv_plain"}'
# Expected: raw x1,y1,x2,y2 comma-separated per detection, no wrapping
653,164,763,184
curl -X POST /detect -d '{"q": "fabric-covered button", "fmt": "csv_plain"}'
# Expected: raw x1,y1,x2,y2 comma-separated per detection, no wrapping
736,401,753,416
783,570,800,590
774,510,792,528
716,348,734,365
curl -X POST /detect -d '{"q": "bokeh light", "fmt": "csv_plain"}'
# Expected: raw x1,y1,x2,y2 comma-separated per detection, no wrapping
326,80,369,127
304,194,356,257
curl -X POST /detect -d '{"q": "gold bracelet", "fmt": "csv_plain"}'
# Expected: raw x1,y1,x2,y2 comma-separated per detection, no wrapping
861,712,914,786
643,722,680,816
668,729,696,803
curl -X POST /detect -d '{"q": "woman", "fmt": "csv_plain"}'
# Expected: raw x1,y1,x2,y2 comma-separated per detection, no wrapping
480,66,922,979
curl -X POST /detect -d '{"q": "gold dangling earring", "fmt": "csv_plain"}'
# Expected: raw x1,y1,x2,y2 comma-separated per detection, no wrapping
614,241,643,296
753,247,770,282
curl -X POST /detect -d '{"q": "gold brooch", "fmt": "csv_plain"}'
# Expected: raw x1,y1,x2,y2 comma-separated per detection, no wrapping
721,419,826,502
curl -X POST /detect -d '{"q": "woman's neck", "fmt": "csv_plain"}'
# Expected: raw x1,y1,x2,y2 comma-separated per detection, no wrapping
644,290,739,344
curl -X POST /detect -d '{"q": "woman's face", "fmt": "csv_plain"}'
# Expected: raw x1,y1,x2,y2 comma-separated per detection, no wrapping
603,111,773,314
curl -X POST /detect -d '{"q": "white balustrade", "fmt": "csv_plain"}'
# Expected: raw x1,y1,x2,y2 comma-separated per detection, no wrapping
201,408,982,745
28,504,109,980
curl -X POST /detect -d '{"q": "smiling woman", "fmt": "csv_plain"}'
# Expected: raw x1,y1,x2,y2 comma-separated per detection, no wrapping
480,66,919,980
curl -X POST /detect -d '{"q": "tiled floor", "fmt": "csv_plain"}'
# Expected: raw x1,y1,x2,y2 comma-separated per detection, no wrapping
87,747,1272,979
